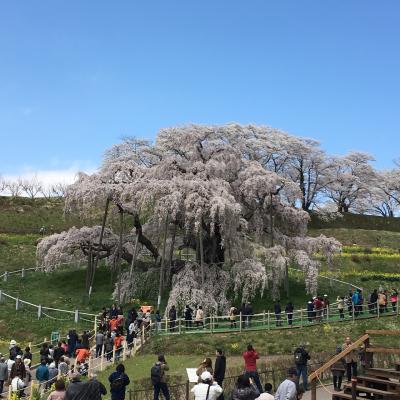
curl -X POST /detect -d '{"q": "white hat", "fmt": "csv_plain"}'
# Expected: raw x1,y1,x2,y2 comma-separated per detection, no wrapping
201,371,213,381
49,362,56,368
24,359,31,366
10,340,16,346
16,355,22,359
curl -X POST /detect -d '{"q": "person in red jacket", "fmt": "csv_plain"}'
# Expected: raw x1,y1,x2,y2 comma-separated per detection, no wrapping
242,344,263,393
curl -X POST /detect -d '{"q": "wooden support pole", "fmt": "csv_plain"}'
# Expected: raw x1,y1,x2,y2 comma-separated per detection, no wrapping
311,378,316,400
100,344,105,371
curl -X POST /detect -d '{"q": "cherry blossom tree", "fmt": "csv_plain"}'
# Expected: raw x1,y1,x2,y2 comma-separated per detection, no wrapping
37,124,341,311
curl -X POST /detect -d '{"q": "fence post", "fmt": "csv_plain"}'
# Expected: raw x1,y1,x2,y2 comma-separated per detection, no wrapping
122,340,127,361
74,309,79,323
377,300,380,318
94,315,98,337
351,377,357,400
300,309,303,327
165,316,168,333
263,310,266,327
397,299,399,316
326,305,329,321
239,312,242,332
186,380,190,400
88,354,92,376
16,297,20,311
38,304,42,319
179,317,182,334
21,268,26,278
112,344,116,364
0,290,2,303
3,271,7,282
352,303,355,322
100,344,105,371
267,311,270,330
311,378,317,400
141,324,145,344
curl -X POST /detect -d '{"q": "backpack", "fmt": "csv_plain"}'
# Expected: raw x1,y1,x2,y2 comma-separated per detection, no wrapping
294,349,305,365
111,375,125,390
151,364,163,385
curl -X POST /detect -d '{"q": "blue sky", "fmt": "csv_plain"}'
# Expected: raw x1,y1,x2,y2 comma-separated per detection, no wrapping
1,1,399,182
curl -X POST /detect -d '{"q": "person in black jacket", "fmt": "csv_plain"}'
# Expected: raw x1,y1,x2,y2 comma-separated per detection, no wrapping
274,301,282,327
184,305,193,329
294,344,311,391
214,349,226,400
169,306,177,332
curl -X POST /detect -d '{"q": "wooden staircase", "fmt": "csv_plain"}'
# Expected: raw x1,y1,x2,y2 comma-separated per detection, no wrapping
309,330,400,400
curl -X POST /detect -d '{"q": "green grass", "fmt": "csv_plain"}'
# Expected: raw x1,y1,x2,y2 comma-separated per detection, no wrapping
0,233,40,272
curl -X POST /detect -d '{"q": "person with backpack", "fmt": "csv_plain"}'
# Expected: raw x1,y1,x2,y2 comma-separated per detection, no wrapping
294,345,310,391
191,371,223,400
109,363,130,400
152,355,170,400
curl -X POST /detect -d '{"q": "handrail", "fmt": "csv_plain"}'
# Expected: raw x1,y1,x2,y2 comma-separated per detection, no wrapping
309,333,369,381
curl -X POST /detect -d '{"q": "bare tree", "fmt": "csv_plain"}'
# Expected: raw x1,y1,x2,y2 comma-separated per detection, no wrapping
51,182,68,198
20,176,42,199
6,179,23,198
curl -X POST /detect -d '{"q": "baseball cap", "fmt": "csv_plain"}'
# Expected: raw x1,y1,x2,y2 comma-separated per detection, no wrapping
201,371,213,381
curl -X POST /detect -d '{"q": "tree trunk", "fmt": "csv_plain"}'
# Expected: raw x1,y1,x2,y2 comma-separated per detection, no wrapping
89,197,110,295
165,222,177,288
157,214,169,310
129,232,140,280
270,193,274,247
85,245,93,292
199,229,205,286
117,209,124,304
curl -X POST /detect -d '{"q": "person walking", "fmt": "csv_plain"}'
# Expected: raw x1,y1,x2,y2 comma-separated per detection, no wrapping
274,367,297,400
109,363,130,400
85,374,108,400
285,302,294,326
337,296,345,320
81,331,90,349
230,375,259,400
95,330,105,358
53,343,65,367
36,360,49,392
294,345,310,391
391,288,398,312
229,306,237,329
105,334,114,362
184,305,193,329
245,303,253,328
306,300,314,323
155,310,162,333
195,306,204,329
67,330,78,360
342,337,358,382
10,355,26,381
191,371,223,400
214,349,226,400
274,301,282,327
114,333,125,362
169,306,177,332
152,355,170,400
65,373,86,400
330,346,346,392
243,344,263,393
0,356,8,396
369,290,378,314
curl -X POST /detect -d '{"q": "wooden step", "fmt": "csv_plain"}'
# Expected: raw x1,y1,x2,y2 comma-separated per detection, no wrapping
365,368,400,380
344,383,399,397
357,375,400,390
329,392,364,400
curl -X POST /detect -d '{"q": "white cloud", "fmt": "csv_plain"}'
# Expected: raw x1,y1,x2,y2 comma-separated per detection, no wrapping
0,163,98,195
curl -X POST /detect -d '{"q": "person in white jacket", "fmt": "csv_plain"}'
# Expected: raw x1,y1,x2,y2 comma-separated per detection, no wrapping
192,371,223,400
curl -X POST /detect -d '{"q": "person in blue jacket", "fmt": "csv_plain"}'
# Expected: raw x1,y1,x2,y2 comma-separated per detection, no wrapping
36,360,49,391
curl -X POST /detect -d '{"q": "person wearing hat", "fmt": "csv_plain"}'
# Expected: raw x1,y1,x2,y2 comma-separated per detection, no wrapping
0,356,8,396
274,367,297,400
191,371,223,400
10,354,26,381
23,358,31,387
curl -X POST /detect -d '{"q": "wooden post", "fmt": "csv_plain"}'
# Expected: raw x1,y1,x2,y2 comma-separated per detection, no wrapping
122,340,127,361
352,303,355,322
185,380,190,400
165,316,168,333
88,354,92,376
377,300,380,317
0,290,2,303
16,297,20,311
267,311,270,330
141,324,145,344
3,271,7,282
38,304,42,319
351,377,357,400
311,378,317,400
300,308,303,327
178,316,181,334
21,268,25,278
74,309,79,323
239,312,242,332
263,310,266,327
100,344,105,371
112,345,116,364
94,315,98,337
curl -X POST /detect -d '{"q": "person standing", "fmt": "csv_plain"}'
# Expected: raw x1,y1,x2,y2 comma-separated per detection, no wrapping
47,379,66,400
245,303,253,328
152,355,170,400
274,301,282,327
114,333,125,362
184,305,193,329
10,355,26,381
243,344,263,393
169,306,177,332
0,356,8,396
229,306,237,329
306,300,314,323
294,345,310,391
342,337,358,382
155,310,162,333
274,367,297,400
65,373,85,400
81,331,90,349
95,331,105,358
285,302,294,326
109,363,130,400
36,360,49,392
337,296,345,320
67,330,78,359
256,383,274,400
330,346,346,392
230,375,259,400
195,306,204,329
214,349,226,400
53,343,65,367
369,289,378,314
391,288,398,312
191,371,223,400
